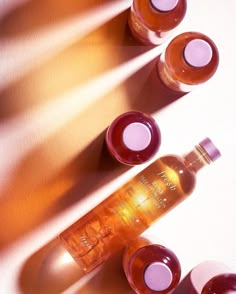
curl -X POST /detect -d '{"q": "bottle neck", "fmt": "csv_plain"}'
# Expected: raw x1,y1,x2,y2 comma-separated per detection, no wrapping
184,144,212,173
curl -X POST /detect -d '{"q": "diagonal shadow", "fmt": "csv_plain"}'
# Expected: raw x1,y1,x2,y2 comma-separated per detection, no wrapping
18,236,134,294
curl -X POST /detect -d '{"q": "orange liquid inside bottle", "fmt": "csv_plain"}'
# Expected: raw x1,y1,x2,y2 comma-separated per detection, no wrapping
59,138,220,273
157,32,219,93
123,237,181,293
128,0,187,45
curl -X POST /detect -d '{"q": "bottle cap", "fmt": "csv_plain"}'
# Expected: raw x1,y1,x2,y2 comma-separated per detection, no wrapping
184,39,213,67
199,138,221,162
122,122,152,151
150,0,179,12
144,262,173,291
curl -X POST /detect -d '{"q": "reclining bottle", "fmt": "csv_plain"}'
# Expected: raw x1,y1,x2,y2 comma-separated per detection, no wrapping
59,138,221,273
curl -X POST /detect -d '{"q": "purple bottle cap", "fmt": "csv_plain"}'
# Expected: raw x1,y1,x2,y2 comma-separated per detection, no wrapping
199,137,221,162
150,0,179,12
184,39,213,67
144,262,173,291
122,122,152,151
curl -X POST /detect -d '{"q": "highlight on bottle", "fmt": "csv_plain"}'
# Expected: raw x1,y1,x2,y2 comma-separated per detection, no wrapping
128,0,187,45
157,31,219,93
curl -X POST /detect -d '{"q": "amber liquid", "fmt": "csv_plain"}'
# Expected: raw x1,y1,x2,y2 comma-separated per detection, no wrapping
128,0,187,45
158,32,219,92
59,155,196,273
123,237,181,294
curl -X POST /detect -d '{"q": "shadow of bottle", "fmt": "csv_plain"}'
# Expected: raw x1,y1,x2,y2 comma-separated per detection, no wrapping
171,271,197,294
19,237,134,294
124,55,187,114
0,128,131,251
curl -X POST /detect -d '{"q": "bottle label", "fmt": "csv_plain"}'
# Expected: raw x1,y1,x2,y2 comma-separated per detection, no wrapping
75,225,113,257
60,160,182,272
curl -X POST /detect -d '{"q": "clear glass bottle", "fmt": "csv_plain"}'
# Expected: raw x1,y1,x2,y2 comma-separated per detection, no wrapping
59,138,221,274
128,0,187,45
123,236,181,293
157,32,219,93
105,111,161,166
172,261,234,294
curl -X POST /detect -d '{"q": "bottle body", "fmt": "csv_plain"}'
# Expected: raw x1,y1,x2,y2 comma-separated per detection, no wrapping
59,138,220,274
172,261,233,294
157,32,219,93
59,155,195,273
105,111,161,166
123,237,181,293
128,0,187,45
202,273,236,293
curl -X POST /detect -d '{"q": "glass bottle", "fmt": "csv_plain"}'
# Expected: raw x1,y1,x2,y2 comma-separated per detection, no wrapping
105,111,161,166
202,273,236,294
123,236,181,293
128,0,187,45
172,261,235,294
157,32,219,93
59,138,221,274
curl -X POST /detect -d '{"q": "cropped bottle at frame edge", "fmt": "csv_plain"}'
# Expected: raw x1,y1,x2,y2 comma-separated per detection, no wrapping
157,32,219,93
123,237,181,293
172,260,236,294
202,273,236,294
128,0,187,45
59,138,221,274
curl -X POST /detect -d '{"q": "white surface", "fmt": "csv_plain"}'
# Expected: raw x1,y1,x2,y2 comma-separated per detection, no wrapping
1,0,236,293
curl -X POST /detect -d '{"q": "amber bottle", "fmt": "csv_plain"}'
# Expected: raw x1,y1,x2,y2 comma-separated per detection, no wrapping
157,32,219,93
128,0,187,45
59,138,221,273
123,237,181,293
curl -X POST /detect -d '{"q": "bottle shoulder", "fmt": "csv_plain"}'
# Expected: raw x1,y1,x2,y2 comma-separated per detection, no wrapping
132,0,187,31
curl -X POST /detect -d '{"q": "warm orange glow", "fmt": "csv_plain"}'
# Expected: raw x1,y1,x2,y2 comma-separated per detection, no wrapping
0,0,30,18
50,250,75,272
0,45,162,194
0,0,132,90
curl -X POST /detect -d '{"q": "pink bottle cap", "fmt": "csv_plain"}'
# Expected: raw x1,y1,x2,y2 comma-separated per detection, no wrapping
184,39,213,67
150,0,179,12
122,122,152,151
105,111,161,166
144,262,173,291
199,137,221,162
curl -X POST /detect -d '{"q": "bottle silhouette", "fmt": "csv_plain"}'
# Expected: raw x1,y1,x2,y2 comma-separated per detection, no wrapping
157,32,219,93
123,236,181,293
128,0,187,45
59,138,221,273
